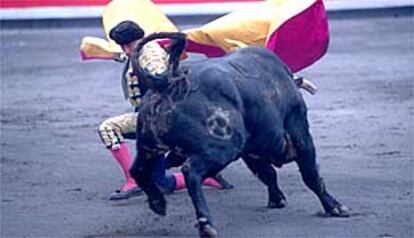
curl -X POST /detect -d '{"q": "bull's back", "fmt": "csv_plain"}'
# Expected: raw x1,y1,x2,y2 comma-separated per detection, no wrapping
189,47,301,118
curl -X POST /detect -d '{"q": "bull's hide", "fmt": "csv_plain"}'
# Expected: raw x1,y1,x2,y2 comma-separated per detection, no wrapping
137,46,299,166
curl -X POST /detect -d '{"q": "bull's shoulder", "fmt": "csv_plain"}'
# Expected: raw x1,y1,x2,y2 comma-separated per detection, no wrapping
187,61,243,109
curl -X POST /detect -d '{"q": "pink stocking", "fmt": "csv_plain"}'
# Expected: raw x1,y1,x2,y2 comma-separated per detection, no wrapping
110,143,137,191
173,173,222,191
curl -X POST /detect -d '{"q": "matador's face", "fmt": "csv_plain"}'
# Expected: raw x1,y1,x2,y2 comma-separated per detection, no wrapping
121,41,137,57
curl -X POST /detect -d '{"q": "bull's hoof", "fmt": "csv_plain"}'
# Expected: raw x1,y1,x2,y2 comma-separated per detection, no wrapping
268,198,287,209
327,205,350,217
197,217,218,238
149,198,167,216
214,174,234,190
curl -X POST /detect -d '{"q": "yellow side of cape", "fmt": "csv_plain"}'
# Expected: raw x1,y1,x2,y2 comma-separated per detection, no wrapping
80,0,178,60
185,0,317,52
80,36,117,59
102,0,178,53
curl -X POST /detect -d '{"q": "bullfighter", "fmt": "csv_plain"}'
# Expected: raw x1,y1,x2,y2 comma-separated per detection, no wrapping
98,20,232,200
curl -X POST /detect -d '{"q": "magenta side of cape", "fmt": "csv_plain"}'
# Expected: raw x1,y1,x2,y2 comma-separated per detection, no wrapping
266,0,329,72
185,39,226,58
184,0,329,72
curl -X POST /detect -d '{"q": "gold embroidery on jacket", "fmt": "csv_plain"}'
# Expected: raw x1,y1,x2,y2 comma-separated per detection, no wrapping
126,42,168,108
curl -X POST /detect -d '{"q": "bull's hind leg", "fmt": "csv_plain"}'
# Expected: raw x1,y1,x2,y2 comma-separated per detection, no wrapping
243,156,286,208
130,147,167,216
285,106,349,217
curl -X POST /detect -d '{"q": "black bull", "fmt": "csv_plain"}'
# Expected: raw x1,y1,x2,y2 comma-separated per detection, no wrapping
130,33,349,237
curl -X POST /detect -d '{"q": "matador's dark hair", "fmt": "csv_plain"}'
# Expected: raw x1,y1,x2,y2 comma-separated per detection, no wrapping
109,20,145,45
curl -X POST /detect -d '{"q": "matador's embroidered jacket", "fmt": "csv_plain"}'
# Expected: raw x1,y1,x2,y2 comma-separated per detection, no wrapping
122,41,168,110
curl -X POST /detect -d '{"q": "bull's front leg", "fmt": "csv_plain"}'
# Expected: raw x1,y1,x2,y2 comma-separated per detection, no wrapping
129,147,167,216
182,154,227,238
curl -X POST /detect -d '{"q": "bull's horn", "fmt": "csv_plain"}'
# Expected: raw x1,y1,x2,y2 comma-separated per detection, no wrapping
131,32,187,92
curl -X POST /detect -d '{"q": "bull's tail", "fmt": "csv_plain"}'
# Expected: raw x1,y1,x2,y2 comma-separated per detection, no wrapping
131,32,187,92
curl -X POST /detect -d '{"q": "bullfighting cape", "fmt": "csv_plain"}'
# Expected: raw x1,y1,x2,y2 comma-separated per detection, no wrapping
185,0,329,72
80,0,329,72
80,0,178,61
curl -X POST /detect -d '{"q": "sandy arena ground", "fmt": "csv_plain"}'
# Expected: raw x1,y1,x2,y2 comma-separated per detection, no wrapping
1,12,413,237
